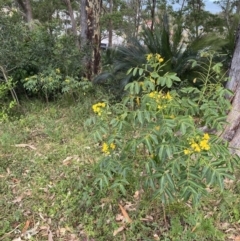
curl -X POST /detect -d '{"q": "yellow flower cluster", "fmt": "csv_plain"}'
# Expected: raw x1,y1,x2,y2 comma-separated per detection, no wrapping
55,68,61,74
184,133,210,155
92,102,106,116
148,91,172,110
146,53,164,63
102,142,116,155
148,91,172,101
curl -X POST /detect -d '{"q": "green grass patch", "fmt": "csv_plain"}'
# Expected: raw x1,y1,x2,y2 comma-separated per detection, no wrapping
1,96,240,240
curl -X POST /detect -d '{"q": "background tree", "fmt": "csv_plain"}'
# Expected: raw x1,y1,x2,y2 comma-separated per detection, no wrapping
15,0,33,29
80,0,102,80
63,0,79,48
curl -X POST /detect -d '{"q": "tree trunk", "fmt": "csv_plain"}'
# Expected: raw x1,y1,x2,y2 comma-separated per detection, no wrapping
80,0,101,80
222,23,240,155
64,0,79,48
80,0,88,46
150,0,156,31
108,0,113,48
15,0,33,29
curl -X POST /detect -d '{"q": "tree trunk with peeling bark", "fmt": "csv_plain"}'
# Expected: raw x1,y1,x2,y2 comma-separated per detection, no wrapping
80,0,101,80
222,23,240,155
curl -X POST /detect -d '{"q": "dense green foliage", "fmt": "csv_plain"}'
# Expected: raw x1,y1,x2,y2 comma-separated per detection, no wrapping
87,52,239,206
1,0,240,240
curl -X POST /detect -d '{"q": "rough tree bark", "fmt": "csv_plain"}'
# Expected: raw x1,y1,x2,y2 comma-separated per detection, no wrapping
15,0,33,29
80,0,102,80
222,23,240,155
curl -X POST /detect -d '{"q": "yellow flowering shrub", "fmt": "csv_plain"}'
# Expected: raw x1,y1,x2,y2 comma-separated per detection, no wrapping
86,52,239,206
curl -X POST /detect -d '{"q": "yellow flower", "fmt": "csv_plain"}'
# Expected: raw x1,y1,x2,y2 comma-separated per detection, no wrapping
55,68,60,74
92,102,106,115
199,140,210,150
203,133,210,141
155,126,160,131
65,79,70,83
146,53,153,61
165,92,172,100
159,58,164,63
102,143,110,154
191,142,201,152
184,149,191,155
110,143,116,150
148,92,156,98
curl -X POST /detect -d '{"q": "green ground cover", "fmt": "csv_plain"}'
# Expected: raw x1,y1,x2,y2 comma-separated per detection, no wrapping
1,96,240,241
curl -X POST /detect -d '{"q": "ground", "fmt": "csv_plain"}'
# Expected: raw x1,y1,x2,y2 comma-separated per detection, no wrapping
1,98,240,241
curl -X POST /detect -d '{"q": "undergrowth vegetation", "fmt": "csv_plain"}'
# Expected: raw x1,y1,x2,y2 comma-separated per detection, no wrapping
1,52,240,241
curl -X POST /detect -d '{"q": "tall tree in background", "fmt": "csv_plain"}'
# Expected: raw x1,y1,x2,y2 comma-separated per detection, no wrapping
80,0,102,80
125,0,143,38
101,0,130,44
150,0,156,31
15,0,33,29
63,0,79,48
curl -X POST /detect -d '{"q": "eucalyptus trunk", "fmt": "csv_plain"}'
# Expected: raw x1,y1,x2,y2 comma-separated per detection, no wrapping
222,24,240,155
80,0,101,80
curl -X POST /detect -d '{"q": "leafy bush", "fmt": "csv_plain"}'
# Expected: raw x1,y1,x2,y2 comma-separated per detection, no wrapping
0,13,84,98
86,51,238,206
0,80,17,122
95,15,224,97
22,68,93,102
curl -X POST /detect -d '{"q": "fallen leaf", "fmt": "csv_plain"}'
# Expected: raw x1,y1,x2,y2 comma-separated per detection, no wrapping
22,222,39,239
48,229,53,241
15,144,37,150
124,202,136,211
59,227,66,235
153,234,160,240
140,215,154,222
24,189,32,196
235,236,240,241
12,178,20,183
12,196,23,204
113,226,125,236
21,220,30,234
118,204,132,223
62,155,79,165
115,214,124,221
134,190,140,200
12,238,22,241
62,156,73,165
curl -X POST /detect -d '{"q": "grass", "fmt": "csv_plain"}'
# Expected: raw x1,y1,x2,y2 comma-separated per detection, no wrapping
1,93,240,240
